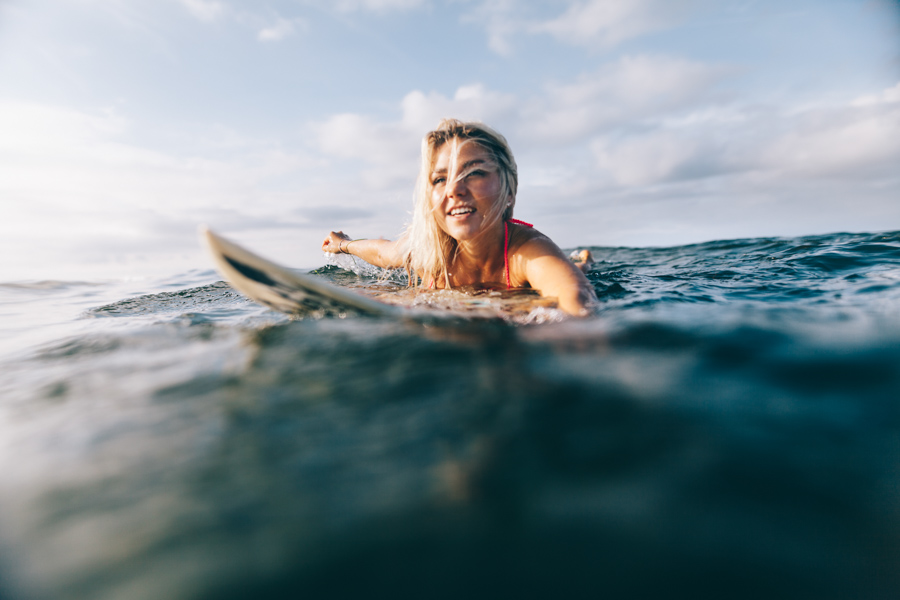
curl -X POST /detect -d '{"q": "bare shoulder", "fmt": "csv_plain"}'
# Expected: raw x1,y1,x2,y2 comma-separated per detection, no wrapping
505,223,596,315
508,225,569,261
506,224,578,288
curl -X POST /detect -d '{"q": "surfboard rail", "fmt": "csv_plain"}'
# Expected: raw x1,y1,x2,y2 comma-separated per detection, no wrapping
200,226,401,318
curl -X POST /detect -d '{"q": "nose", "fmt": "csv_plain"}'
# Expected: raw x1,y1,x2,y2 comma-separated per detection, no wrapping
447,174,467,198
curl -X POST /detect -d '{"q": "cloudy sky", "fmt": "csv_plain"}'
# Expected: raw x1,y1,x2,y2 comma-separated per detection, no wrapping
1,0,898,280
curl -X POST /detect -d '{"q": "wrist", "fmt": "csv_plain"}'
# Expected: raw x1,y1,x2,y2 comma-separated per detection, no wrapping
343,239,364,254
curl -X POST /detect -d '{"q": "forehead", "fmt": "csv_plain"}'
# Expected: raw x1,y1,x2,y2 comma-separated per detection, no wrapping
432,139,493,171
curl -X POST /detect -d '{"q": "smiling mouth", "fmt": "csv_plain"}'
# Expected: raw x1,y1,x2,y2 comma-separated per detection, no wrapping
449,207,475,216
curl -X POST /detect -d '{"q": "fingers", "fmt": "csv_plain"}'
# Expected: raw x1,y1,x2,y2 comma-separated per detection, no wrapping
322,231,350,253
569,249,593,262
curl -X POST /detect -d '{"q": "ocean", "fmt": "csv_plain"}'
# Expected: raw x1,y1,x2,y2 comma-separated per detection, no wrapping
1,230,899,599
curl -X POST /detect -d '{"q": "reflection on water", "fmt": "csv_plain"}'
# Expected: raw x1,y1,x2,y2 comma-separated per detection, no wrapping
1,231,900,599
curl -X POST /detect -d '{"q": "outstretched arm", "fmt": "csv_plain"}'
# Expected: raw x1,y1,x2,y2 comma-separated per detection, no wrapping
520,238,598,317
322,231,407,269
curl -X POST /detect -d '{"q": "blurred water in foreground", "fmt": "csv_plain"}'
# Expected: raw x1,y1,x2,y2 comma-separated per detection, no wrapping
1,230,899,599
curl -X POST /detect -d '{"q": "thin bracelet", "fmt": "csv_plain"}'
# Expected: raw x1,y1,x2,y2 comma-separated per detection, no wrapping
344,239,365,254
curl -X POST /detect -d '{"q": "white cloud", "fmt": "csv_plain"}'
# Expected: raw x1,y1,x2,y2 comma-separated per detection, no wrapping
333,0,427,12
0,102,322,263
312,111,422,190
593,133,714,186
465,0,695,55
314,112,417,171
257,17,303,42
177,0,226,22
851,81,900,107
535,0,691,48
313,84,518,188
172,2,307,43
460,0,522,56
524,54,731,142
587,82,900,188
310,65,900,200
400,84,518,132
0,103,129,151
759,100,900,179
305,68,900,252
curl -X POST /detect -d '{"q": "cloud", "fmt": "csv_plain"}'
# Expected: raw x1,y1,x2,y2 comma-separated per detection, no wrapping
0,100,356,276
587,81,900,188
759,94,900,179
535,0,692,48
400,84,518,132
851,81,900,107
459,0,523,56
465,0,695,56
173,2,306,43
177,0,226,22
0,101,320,239
307,62,729,209
592,132,725,186
306,68,900,250
333,0,427,11
257,16,304,42
524,54,731,143
313,84,518,188
313,113,418,188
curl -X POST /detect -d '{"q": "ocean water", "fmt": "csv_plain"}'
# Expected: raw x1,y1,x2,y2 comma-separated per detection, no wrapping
1,230,899,599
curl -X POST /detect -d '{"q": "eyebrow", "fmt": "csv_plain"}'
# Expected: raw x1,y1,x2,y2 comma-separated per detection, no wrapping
431,158,485,175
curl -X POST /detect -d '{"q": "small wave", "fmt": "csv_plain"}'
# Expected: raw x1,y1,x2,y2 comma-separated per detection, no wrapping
321,253,409,282
85,281,246,318
0,280,107,291
3,230,900,600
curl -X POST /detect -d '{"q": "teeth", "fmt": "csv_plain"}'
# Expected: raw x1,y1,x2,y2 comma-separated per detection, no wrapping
450,207,474,216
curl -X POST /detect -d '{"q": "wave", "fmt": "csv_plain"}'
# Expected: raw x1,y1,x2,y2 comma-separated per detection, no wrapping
3,230,900,600
0,280,107,291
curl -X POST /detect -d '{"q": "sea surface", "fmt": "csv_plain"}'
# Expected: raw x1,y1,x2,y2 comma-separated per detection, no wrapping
1,230,899,599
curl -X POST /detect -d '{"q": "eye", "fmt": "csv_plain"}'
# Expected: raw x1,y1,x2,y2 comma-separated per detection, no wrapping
431,176,446,186
465,170,485,179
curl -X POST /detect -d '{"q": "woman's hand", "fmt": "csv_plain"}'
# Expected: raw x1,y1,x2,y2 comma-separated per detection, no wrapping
570,249,594,274
322,231,351,254
320,232,407,269
520,239,598,317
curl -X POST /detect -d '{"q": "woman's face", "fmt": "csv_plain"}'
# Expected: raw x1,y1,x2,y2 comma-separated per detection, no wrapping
430,140,504,242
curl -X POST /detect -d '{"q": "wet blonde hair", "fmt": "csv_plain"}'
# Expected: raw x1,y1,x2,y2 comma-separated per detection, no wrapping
404,118,518,288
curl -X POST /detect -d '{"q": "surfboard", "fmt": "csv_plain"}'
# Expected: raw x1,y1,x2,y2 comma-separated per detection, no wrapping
201,227,563,322
201,227,402,318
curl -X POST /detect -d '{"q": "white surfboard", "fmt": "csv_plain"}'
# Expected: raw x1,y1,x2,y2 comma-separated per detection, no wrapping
200,227,402,318
201,227,563,323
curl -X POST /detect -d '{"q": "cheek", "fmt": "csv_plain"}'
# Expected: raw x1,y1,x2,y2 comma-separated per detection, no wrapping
477,177,503,202
430,188,445,210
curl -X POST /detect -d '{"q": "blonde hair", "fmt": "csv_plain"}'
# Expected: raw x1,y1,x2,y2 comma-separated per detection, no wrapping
404,118,518,288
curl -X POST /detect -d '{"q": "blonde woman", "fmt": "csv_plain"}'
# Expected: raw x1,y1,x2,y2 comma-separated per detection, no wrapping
321,119,597,316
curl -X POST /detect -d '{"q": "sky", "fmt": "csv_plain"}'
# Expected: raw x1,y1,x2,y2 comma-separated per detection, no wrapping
0,0,898,280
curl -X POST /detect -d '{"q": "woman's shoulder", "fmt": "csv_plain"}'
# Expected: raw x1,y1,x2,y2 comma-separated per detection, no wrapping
509,224,566,258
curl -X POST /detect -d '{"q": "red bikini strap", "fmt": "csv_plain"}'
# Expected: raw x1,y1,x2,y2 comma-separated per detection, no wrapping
504,218,533,288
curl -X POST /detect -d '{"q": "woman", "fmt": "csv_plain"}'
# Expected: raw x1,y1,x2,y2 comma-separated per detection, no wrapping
321,119,597,316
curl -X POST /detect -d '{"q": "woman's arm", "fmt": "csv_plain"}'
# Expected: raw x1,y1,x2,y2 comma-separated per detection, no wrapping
322,231,406,269
519,237,598,317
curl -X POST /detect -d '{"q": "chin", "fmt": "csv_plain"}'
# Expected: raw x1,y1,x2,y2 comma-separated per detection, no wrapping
449,228,478,241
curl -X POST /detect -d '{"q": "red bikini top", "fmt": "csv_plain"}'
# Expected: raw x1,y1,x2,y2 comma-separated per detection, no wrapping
427,218,534,289
504,218,533,288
